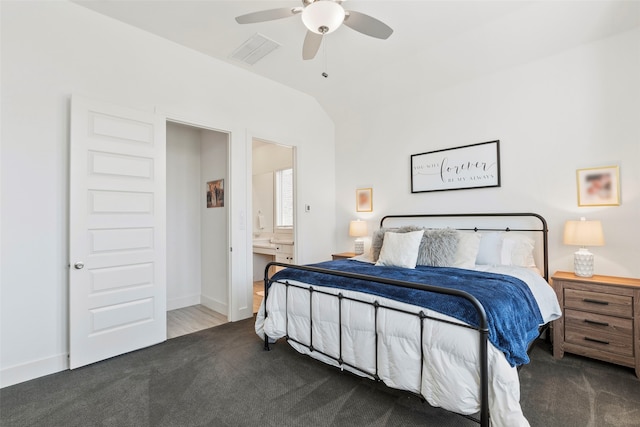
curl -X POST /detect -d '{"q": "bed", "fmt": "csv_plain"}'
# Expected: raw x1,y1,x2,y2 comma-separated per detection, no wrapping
255,213,562,427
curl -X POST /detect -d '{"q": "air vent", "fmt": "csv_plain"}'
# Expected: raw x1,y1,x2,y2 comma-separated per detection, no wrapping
230,33,280,65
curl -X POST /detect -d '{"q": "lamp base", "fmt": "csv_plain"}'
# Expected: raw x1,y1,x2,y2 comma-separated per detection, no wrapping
354,239,364,255
574,248,594,278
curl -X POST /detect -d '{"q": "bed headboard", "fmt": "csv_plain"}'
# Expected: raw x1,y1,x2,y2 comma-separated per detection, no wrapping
379,213,549,281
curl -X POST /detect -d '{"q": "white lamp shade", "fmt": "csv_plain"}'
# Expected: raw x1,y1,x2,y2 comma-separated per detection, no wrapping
564,217,604,278
349,220,367,255
563,218,604,247
301,1,345,34
349,220,368,237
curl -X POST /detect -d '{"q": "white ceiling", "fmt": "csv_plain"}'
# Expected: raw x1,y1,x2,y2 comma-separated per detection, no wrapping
74,0,640,120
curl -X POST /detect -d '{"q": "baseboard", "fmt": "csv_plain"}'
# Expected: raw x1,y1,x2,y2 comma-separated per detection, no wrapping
1,353,68,388
200,294,227,315
167,294,201,311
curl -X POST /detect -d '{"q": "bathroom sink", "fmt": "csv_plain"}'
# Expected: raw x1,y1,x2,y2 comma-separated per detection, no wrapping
253,238,275,249
270,238,294,245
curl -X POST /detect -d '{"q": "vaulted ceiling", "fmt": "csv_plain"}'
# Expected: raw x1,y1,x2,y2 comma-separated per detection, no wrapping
74,1,640,120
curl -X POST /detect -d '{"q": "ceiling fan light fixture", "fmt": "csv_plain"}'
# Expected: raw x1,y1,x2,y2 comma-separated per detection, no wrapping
301,1,345,35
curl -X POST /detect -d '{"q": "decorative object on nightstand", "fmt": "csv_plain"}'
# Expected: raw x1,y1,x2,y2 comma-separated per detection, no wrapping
563,217,604,278
349,219,368,255
552,271,640,378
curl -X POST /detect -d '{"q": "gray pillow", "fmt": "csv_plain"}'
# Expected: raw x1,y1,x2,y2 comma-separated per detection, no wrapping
371,226,459,266
416,228,459,267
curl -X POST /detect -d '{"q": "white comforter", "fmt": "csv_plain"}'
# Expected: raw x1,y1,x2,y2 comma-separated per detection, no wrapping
255,265,561,427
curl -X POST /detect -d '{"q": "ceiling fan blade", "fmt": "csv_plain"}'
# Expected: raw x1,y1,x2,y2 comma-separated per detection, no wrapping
235,7,302,24
302,31,323,60
343,10,393,39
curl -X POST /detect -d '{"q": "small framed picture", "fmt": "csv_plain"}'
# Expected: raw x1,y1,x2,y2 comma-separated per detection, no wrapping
206,179,224,208
356,188,373,212
577,165,620,206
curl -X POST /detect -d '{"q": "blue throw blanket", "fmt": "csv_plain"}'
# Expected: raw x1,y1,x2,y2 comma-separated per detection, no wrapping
270,260,543,366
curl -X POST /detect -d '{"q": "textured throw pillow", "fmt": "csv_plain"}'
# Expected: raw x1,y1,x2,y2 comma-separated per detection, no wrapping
416,228,459,267
375,230,425,269
453,231,482,269
476,232,503,265
370,227,391,262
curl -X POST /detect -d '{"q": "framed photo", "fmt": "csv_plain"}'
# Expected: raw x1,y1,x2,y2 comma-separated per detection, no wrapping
356,188,372,212
577,165,620,206
206,179,224,208
411,140,500,193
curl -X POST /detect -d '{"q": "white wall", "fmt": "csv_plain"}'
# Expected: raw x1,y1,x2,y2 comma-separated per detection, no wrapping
335,28,640,278
0,1,335,387
200,130,229,315
253,172,274,236
253,142,294,175
167,122,203,310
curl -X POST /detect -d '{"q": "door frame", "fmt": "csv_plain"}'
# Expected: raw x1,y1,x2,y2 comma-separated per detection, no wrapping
249,134,299,270
159,113,239,322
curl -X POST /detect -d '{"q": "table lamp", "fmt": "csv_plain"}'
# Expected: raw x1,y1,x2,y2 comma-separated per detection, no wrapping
563,217,604,277
349,220,368,255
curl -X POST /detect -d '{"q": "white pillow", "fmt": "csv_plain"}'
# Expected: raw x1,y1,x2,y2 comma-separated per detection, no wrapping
476,232,503,265
375,230,425,269
501,233,536,267
453,232,481,269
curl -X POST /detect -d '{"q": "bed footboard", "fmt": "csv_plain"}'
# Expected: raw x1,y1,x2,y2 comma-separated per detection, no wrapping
262,262,491,427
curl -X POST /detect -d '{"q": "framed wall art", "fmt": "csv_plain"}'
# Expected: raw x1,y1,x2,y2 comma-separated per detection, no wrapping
356,188,372,212
206,179,224,208
411,140,501,193
577,165,620,206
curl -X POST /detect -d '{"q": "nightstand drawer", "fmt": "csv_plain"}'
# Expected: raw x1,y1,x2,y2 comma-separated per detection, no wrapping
564,309,633,357
565,331,633,358
564,288,632,317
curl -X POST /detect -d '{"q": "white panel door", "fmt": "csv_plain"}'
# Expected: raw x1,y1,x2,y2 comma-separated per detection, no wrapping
69,95,166,369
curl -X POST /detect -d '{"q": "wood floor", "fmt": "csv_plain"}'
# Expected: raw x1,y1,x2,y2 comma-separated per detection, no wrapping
166,282,265,339
253,280,264,313
166,305,227,339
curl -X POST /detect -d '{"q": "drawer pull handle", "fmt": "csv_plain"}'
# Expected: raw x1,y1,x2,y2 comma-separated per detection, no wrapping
583,298,609,305
584,337,609,345
584,319,609,327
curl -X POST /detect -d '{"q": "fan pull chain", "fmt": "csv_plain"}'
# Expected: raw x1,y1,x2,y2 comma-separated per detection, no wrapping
322,36,328,78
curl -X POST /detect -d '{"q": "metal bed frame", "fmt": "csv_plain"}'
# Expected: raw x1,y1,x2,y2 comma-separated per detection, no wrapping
262,213,550,427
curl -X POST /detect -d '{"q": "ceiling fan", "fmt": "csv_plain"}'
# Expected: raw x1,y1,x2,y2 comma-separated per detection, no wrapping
235,0,393,60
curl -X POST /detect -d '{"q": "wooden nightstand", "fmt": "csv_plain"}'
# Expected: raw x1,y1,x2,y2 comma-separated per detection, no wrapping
552,271,640,378
332,252,357,260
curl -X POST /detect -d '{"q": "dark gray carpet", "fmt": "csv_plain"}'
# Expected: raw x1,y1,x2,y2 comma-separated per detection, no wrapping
520,342,640,427
1,318,638,427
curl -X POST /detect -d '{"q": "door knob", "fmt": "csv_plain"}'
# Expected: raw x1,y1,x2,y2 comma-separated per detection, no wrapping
74,262,84,270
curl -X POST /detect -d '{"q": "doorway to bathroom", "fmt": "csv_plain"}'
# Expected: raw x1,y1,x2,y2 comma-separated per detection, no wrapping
251,138,296,312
